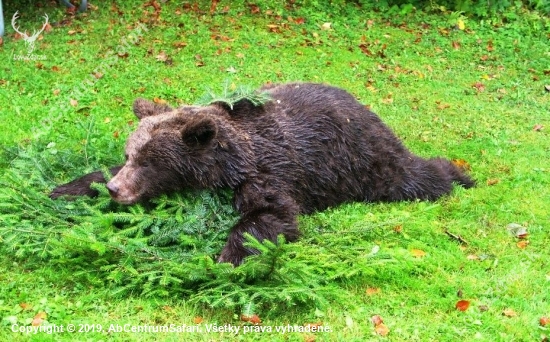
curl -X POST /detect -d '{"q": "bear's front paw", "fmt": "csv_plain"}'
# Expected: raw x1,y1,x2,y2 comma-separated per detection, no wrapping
49,170,113,200
49,182,99,199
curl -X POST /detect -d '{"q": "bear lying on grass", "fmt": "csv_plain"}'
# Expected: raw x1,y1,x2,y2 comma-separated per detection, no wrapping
51,83,474,265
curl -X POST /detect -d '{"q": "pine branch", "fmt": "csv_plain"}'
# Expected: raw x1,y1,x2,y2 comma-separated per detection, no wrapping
195,82,271,109
0,143,397,312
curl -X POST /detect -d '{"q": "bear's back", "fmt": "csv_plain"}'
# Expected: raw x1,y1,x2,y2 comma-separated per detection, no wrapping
232,83,409,212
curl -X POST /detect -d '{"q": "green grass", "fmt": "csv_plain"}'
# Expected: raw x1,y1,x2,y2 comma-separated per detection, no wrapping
1,1,549,341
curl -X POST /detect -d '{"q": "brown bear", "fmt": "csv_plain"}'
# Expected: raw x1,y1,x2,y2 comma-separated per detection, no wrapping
50,83,474,265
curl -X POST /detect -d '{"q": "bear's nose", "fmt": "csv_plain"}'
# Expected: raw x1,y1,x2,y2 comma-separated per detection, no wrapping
106,182,119,197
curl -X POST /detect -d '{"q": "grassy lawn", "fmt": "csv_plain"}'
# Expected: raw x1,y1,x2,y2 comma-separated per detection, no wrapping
1,1,549,341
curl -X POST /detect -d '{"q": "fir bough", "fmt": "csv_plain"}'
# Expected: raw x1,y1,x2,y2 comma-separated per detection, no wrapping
0,142,395,313
195,82,271,109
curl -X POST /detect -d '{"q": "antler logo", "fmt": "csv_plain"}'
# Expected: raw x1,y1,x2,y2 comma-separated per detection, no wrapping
11,11,49,55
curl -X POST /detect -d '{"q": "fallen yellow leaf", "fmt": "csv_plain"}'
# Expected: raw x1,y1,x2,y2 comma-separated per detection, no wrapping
411,249,426,258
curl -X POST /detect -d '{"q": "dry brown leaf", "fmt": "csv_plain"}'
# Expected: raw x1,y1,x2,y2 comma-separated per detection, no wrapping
473,82,485,92
209,0,219,13
173,42,187,48
359,43,373,56
193,316,203,324
545,85,550,92
70,99,78,107
156,51,168,62
375,323,389,336
516,241,529,249
456,300,471,311
195,54,204,67
249,4,260,14
533,124,544,131
304,335,316,342
32,312,47,326
486,178,499,186
371,315,384,326
371,315,389,336
411,249,426,258
31,317,44,326
153,97,167,104
540,317,550,326
503,308,517,317
241,314,261,324
452,41,461,49
19,303,32,310
53,89,61,96
249,315,262,325
452,159,471,171
263,24,279,34
366,287,380,296
467,254,479,260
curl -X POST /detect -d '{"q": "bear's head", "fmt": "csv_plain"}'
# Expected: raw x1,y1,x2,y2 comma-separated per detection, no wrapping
106,99,255,204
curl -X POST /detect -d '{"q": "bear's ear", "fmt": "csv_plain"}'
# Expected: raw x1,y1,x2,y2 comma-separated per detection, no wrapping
133,98,174,120
181,117,218,147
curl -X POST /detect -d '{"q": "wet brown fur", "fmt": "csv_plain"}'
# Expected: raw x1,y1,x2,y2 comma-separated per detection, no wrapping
51,83,474,265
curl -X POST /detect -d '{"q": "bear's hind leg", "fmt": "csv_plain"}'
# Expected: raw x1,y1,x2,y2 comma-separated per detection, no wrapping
391,157,474,202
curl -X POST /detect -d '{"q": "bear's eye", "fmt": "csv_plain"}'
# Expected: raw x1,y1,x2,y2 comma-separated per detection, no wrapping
124,154,129,161
140,160,150,168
